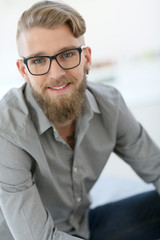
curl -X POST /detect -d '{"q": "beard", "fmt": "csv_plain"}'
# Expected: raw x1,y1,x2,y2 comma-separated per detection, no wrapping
29,72,87,124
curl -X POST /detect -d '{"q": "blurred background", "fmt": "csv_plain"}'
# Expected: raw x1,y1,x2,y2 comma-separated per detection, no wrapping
0,0,160,206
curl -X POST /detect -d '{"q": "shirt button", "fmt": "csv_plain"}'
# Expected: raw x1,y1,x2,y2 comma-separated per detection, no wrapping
73,167,78,173
76,197,81,202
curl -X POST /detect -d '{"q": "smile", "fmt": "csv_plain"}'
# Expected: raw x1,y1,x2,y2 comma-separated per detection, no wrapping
50,83,69,90
48,82,71,92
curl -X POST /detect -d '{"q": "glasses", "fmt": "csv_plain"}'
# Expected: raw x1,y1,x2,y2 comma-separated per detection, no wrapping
23,46,85,76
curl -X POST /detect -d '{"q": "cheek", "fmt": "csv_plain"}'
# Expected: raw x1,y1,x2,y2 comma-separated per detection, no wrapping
70,64,85,82
27,75,46,91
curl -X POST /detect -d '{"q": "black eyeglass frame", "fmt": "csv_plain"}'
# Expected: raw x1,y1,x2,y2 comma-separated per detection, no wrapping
23,46,85,76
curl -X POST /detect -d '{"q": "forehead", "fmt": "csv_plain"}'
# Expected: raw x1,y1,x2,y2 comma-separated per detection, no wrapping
17,25,84,57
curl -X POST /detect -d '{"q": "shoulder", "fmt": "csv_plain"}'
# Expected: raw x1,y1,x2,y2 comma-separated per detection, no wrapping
0,84,30,139
87,81,122,108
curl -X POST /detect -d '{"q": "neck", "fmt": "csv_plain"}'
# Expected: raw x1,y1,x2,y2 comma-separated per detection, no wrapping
54,119,76,149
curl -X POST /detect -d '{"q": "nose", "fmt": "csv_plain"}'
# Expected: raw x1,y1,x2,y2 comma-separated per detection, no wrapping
48,58,65,79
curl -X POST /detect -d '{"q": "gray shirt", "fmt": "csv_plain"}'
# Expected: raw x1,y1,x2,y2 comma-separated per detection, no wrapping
0,82,160,240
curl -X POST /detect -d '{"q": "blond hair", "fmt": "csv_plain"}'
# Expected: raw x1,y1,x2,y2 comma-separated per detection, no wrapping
16,1,86,41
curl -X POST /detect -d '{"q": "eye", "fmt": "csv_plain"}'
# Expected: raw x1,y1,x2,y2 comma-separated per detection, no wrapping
30,57,47,64
57,49,79,65
63,52,73,59
58,50,78,62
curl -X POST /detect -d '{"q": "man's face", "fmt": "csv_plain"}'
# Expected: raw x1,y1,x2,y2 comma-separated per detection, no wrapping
17,25,91,123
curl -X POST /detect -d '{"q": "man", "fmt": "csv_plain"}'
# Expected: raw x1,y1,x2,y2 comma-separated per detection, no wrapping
0,1,160,240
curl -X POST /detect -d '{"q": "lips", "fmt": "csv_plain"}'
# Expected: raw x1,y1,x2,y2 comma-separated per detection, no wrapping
50,83,69,90
48,82,71,91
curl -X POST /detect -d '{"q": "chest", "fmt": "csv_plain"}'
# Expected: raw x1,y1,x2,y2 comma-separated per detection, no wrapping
37,115,115,190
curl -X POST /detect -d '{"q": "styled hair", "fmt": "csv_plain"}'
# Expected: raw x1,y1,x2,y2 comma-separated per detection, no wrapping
16,1,86,41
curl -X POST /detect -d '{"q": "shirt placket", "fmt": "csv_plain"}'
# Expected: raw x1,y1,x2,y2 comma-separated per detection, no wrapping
69,118,91,229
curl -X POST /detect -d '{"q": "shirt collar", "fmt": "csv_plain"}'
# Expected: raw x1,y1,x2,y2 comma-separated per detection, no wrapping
85,88,100,114
25,83,52,135
24,83,100,136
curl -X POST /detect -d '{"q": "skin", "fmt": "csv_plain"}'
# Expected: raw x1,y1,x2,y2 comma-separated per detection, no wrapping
16,24,91,147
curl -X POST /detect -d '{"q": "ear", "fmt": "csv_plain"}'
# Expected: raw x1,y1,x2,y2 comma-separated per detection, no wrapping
16,59,29,82
84,47,91,72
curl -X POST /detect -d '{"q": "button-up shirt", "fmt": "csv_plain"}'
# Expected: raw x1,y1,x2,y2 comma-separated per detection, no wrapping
0,82,160,240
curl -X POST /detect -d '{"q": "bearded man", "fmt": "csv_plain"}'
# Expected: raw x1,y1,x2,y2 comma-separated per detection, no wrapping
0,1,160,240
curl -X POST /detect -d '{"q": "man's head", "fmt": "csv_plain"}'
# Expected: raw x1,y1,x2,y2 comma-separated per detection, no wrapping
16,1,86,54
16,1,91,124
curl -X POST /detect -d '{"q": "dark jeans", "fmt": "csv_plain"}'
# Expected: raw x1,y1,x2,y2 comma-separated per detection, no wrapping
89,190,160,240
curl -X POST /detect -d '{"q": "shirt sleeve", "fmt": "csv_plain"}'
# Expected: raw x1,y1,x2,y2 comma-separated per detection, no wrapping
0,136,83,240
114,93,160,189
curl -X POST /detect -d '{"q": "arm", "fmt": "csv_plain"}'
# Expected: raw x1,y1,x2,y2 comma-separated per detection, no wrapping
114,94,160,190
0,136,83,240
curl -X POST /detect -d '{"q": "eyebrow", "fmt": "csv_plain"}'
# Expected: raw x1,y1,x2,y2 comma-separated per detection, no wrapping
23,45,81,59
57,45,79,52
24,51,46,58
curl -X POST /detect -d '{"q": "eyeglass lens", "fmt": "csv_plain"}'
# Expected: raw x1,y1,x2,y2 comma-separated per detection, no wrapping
27,49,80,75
